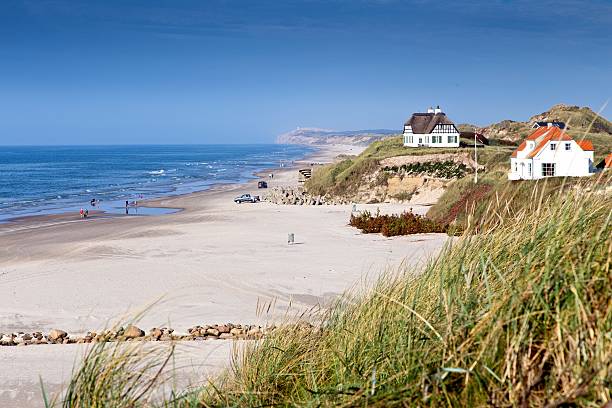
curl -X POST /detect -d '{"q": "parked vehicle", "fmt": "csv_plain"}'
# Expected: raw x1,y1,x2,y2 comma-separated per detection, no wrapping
234,194,260,204
258,181,268,189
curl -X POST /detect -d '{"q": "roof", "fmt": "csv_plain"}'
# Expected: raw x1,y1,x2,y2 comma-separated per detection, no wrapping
606,153,612,168
533,121,566,129
404,112,455,134
512,126,591,159
577,140,594,151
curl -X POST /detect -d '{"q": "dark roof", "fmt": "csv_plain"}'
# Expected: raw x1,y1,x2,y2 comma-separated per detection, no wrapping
459,131,489,145
533,121,566,129
404,112,456,134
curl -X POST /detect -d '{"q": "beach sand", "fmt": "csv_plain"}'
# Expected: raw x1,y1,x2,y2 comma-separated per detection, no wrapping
0,144,449,407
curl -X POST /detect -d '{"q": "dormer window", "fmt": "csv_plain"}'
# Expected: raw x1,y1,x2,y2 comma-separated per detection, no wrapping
550,143,557,151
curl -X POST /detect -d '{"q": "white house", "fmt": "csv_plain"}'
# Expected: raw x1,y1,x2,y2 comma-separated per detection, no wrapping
508,125,595,180
403,106,460,148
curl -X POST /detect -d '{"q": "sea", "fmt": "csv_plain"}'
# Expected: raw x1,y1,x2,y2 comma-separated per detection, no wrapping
0,144,314,221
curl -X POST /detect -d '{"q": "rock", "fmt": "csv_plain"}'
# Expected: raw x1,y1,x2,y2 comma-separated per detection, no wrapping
219,333,233,340
48,329,68,342
149,328,163,340
247,327,262,337
206,328,220,337
123,325,145,339
230,327,243,336
1,335,14,346
159,334,173,341
217,325,231,334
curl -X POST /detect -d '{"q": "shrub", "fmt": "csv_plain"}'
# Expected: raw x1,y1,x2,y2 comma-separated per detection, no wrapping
349,210,448,236
383,160,468,179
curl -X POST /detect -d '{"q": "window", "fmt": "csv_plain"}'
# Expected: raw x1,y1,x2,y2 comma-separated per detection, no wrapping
542,163,555,176
425,136,430,144
514,162,518,172
565,143,571,151
432,135,442,143
408,135,413,144
550,143,557,151
528,163,532,175
448,135,457,144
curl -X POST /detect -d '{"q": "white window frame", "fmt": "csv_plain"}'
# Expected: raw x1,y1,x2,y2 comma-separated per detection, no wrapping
542,163,555,176
528,162,532,175
550,143,557,151
565,143,571,151
448,135,457,144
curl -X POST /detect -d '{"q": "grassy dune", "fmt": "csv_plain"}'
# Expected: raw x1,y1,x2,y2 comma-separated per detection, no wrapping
305,136,514,198
184,181,610,407
57,177,611,407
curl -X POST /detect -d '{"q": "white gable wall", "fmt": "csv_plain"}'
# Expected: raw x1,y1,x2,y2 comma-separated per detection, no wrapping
533,140,593,177
509,140,594,180
403,124,460,148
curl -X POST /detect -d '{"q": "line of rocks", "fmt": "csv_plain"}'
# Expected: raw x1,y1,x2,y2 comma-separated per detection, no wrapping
263,187,351,206
0,323,279,347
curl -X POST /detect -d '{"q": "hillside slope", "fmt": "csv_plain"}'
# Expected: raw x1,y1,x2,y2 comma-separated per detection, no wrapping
476,104,612,142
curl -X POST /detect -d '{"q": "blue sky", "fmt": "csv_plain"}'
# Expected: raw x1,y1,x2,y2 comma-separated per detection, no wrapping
0,0,611,145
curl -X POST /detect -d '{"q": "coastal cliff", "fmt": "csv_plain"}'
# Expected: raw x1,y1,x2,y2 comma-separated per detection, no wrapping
276,127,397,146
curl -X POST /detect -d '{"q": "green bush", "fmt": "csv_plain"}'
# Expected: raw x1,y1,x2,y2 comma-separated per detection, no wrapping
383,160,468,179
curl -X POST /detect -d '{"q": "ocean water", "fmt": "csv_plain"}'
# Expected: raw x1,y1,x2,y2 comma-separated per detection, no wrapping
0,144,313,221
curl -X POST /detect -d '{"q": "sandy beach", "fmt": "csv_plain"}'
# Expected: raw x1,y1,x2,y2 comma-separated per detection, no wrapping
0,144,449,407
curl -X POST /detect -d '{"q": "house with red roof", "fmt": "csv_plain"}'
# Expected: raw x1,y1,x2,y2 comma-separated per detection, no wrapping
508,124,595,180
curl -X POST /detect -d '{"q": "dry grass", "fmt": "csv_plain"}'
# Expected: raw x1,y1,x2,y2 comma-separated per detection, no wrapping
182,180,611,407
56,181,612,407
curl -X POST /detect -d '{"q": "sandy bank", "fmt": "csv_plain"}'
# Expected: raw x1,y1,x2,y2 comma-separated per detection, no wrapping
0,143,449,407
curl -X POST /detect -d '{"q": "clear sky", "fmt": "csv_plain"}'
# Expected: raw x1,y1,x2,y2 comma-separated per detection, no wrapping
0,0,611,145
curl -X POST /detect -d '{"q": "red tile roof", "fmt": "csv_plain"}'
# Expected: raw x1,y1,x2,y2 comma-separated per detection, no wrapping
605,153,612,168
577,140,594,151
513,127,590,159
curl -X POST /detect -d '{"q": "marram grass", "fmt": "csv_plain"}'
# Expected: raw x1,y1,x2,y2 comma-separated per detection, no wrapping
57,181,611,407
188,183,611,407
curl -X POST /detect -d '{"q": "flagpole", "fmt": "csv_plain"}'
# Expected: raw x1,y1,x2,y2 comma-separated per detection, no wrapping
474,132,478,184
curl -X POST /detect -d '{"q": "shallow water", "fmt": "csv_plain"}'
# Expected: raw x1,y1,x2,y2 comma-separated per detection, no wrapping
0,144,312,221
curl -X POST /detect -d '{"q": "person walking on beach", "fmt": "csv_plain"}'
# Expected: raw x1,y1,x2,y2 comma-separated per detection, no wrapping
79,208,84,218
84,209,89,218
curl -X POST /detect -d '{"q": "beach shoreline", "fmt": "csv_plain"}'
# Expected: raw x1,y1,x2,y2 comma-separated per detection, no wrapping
0,143,356,234
0,142,449,407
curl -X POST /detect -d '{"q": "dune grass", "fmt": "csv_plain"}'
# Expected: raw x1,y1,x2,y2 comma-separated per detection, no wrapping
305,135,514,198
57,178,611,407
178,180,610,407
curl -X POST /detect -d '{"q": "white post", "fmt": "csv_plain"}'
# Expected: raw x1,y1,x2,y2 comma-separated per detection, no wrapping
474,133,478,184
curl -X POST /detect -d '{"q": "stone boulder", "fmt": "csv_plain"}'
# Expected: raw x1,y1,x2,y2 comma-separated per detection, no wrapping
48,329,68,342
123,325,145,339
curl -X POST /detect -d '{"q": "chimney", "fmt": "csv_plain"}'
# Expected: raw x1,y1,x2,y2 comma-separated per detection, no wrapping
434,105,442,114
426,106,434,114
547,122,553,128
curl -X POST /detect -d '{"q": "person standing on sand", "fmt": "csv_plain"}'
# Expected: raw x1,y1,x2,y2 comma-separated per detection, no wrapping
79,208,84,218
84,209,89,218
